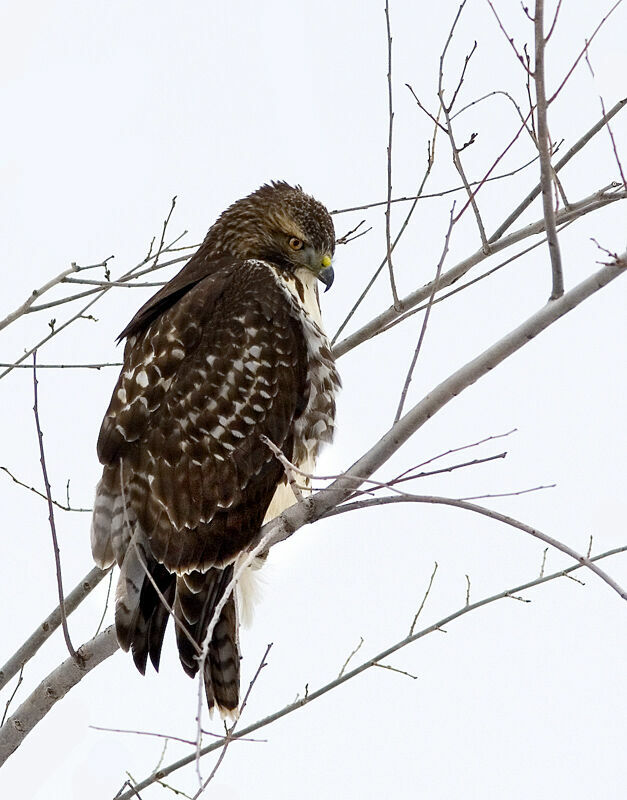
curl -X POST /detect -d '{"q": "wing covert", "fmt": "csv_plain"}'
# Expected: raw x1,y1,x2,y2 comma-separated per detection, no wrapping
98,259,308,572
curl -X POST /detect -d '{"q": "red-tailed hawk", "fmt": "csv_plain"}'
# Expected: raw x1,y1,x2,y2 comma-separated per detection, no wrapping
91,182,340,715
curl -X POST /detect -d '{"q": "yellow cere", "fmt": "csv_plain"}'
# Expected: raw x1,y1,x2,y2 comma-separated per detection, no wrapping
321,254,332,268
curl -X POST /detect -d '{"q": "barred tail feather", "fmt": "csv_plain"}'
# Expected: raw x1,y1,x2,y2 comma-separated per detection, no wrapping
90,477,117,569
115,528,175,674
175,566,241,716
91,467,135,569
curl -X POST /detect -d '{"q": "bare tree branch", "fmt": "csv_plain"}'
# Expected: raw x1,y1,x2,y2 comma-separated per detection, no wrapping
0,260,108,333
394,204,455,422
0,626,119,765
0,566,107,692
113,543,627,798
384,0,401,309
534,0,564,299
322,493,627,599
264,250,627,554
489,97,626,242
32,353,78,663
333,187,625,358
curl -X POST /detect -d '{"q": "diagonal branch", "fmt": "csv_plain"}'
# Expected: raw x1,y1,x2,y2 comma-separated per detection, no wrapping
394,204,455,422
333,187,626,358
114,543,627,797
489,97,626,243
0,566,107,691
0,626,119,765
267,250,627,550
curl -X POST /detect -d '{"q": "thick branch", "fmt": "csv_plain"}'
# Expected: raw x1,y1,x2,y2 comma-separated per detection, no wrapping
2,254,623,770
270,251,626,547
0,566,107,691
0,627,119,765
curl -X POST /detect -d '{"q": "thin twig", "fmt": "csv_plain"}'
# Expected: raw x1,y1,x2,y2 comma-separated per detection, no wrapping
438,29,487,245
0,210,188,380
331,132,437,344
27,251,193,315
333,186,626,359
384,0,401,309
0,362,123,370
534,0,564,299
1,667,24,727
192,643,273,798
260,435,304,501
32,352,78,663
335,220,371,245
338,637,365,678
0,261,103,332
409,562,438,635
396,429,516,476
373,662,418,680
584,50,627,189
0,465,91,511
94,569,114,637
113,543,627,798
489,98,626,242
90,724,265,746
324,493,627,600
394,203,455,422
331,147,538,215
547,0,624,105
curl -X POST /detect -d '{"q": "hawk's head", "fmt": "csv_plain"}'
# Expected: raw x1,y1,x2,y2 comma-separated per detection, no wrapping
204,181,336,290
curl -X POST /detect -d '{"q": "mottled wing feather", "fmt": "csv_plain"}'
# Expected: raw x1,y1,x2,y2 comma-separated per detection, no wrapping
116,253,237,343
97,259,307,573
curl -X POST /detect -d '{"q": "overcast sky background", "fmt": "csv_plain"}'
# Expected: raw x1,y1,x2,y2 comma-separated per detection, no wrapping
1,1,626,797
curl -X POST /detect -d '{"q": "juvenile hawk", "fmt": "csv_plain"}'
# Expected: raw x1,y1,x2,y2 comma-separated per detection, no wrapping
91,182,340,715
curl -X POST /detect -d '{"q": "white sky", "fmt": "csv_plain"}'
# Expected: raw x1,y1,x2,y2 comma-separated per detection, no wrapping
1,1,626,798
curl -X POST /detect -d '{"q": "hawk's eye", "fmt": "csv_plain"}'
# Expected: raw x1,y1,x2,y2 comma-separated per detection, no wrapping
288,237,304,251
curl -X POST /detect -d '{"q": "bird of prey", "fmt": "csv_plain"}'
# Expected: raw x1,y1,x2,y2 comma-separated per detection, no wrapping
90,182,340,715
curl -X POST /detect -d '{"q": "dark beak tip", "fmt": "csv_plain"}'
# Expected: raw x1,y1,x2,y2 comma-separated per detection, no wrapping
318,265,335,292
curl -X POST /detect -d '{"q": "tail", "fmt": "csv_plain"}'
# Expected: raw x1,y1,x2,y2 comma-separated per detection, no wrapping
115,527,176,674
93,470,241,714
175,566,241,716
115,534,241,714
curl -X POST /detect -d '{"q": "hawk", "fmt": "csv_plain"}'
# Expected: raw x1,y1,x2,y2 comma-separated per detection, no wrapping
90,182,340,715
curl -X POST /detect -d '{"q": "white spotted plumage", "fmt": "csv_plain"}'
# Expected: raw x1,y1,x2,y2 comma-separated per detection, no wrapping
90,181,339,717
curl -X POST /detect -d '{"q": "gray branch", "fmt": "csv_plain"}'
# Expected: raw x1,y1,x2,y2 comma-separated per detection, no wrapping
0,626,119,765
0,566,108,692
333,188,625,358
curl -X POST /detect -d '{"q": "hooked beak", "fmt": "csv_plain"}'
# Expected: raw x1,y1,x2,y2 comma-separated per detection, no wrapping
317,254,334,292
317,265,335,292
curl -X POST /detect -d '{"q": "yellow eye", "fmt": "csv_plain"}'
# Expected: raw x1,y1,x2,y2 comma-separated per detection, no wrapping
289,237,304,251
